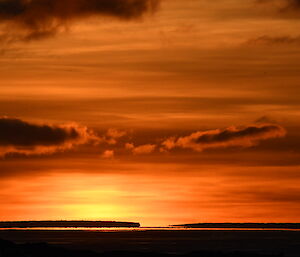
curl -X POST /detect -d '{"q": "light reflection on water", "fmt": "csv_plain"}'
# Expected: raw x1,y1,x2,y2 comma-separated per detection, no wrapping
1,227,300,231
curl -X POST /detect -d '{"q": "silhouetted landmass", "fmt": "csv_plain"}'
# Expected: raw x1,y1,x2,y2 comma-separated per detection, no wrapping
0,239,282,257
0,221,140,228
172,223,300,229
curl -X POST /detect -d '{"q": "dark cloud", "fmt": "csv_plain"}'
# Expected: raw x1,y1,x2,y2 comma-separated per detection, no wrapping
280,0,300,9
194,125,284,144
0,0,160,42
257,0,300,16
162,124,286,152
0,117,99,156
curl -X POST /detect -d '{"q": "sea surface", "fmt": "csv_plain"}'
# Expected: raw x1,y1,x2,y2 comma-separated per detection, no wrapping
1,226,300,231
0,227,300,256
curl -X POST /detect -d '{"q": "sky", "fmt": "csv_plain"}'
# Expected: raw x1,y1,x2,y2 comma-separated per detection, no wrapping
0,0,300,226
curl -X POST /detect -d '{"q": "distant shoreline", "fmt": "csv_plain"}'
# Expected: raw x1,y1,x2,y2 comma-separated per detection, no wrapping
0,221,140,228
172,223,300,229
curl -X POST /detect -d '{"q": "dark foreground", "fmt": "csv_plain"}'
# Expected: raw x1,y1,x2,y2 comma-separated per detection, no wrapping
0,238,283,257
0,230,299,257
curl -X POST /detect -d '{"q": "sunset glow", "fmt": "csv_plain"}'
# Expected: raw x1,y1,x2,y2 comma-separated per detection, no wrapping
1,0,300,227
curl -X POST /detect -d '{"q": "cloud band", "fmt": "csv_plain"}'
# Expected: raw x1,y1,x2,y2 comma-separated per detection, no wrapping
0,117,98,156
162,124,286,152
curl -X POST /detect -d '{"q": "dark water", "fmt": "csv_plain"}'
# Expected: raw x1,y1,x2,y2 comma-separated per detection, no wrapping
0,228,300,256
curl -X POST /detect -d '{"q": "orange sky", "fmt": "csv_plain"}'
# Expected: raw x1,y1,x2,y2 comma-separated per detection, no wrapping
0,0,300,226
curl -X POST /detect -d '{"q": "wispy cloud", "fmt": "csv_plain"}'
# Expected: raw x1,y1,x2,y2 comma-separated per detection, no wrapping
126,143,156,155
246,35,300,46
101,150,114,159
